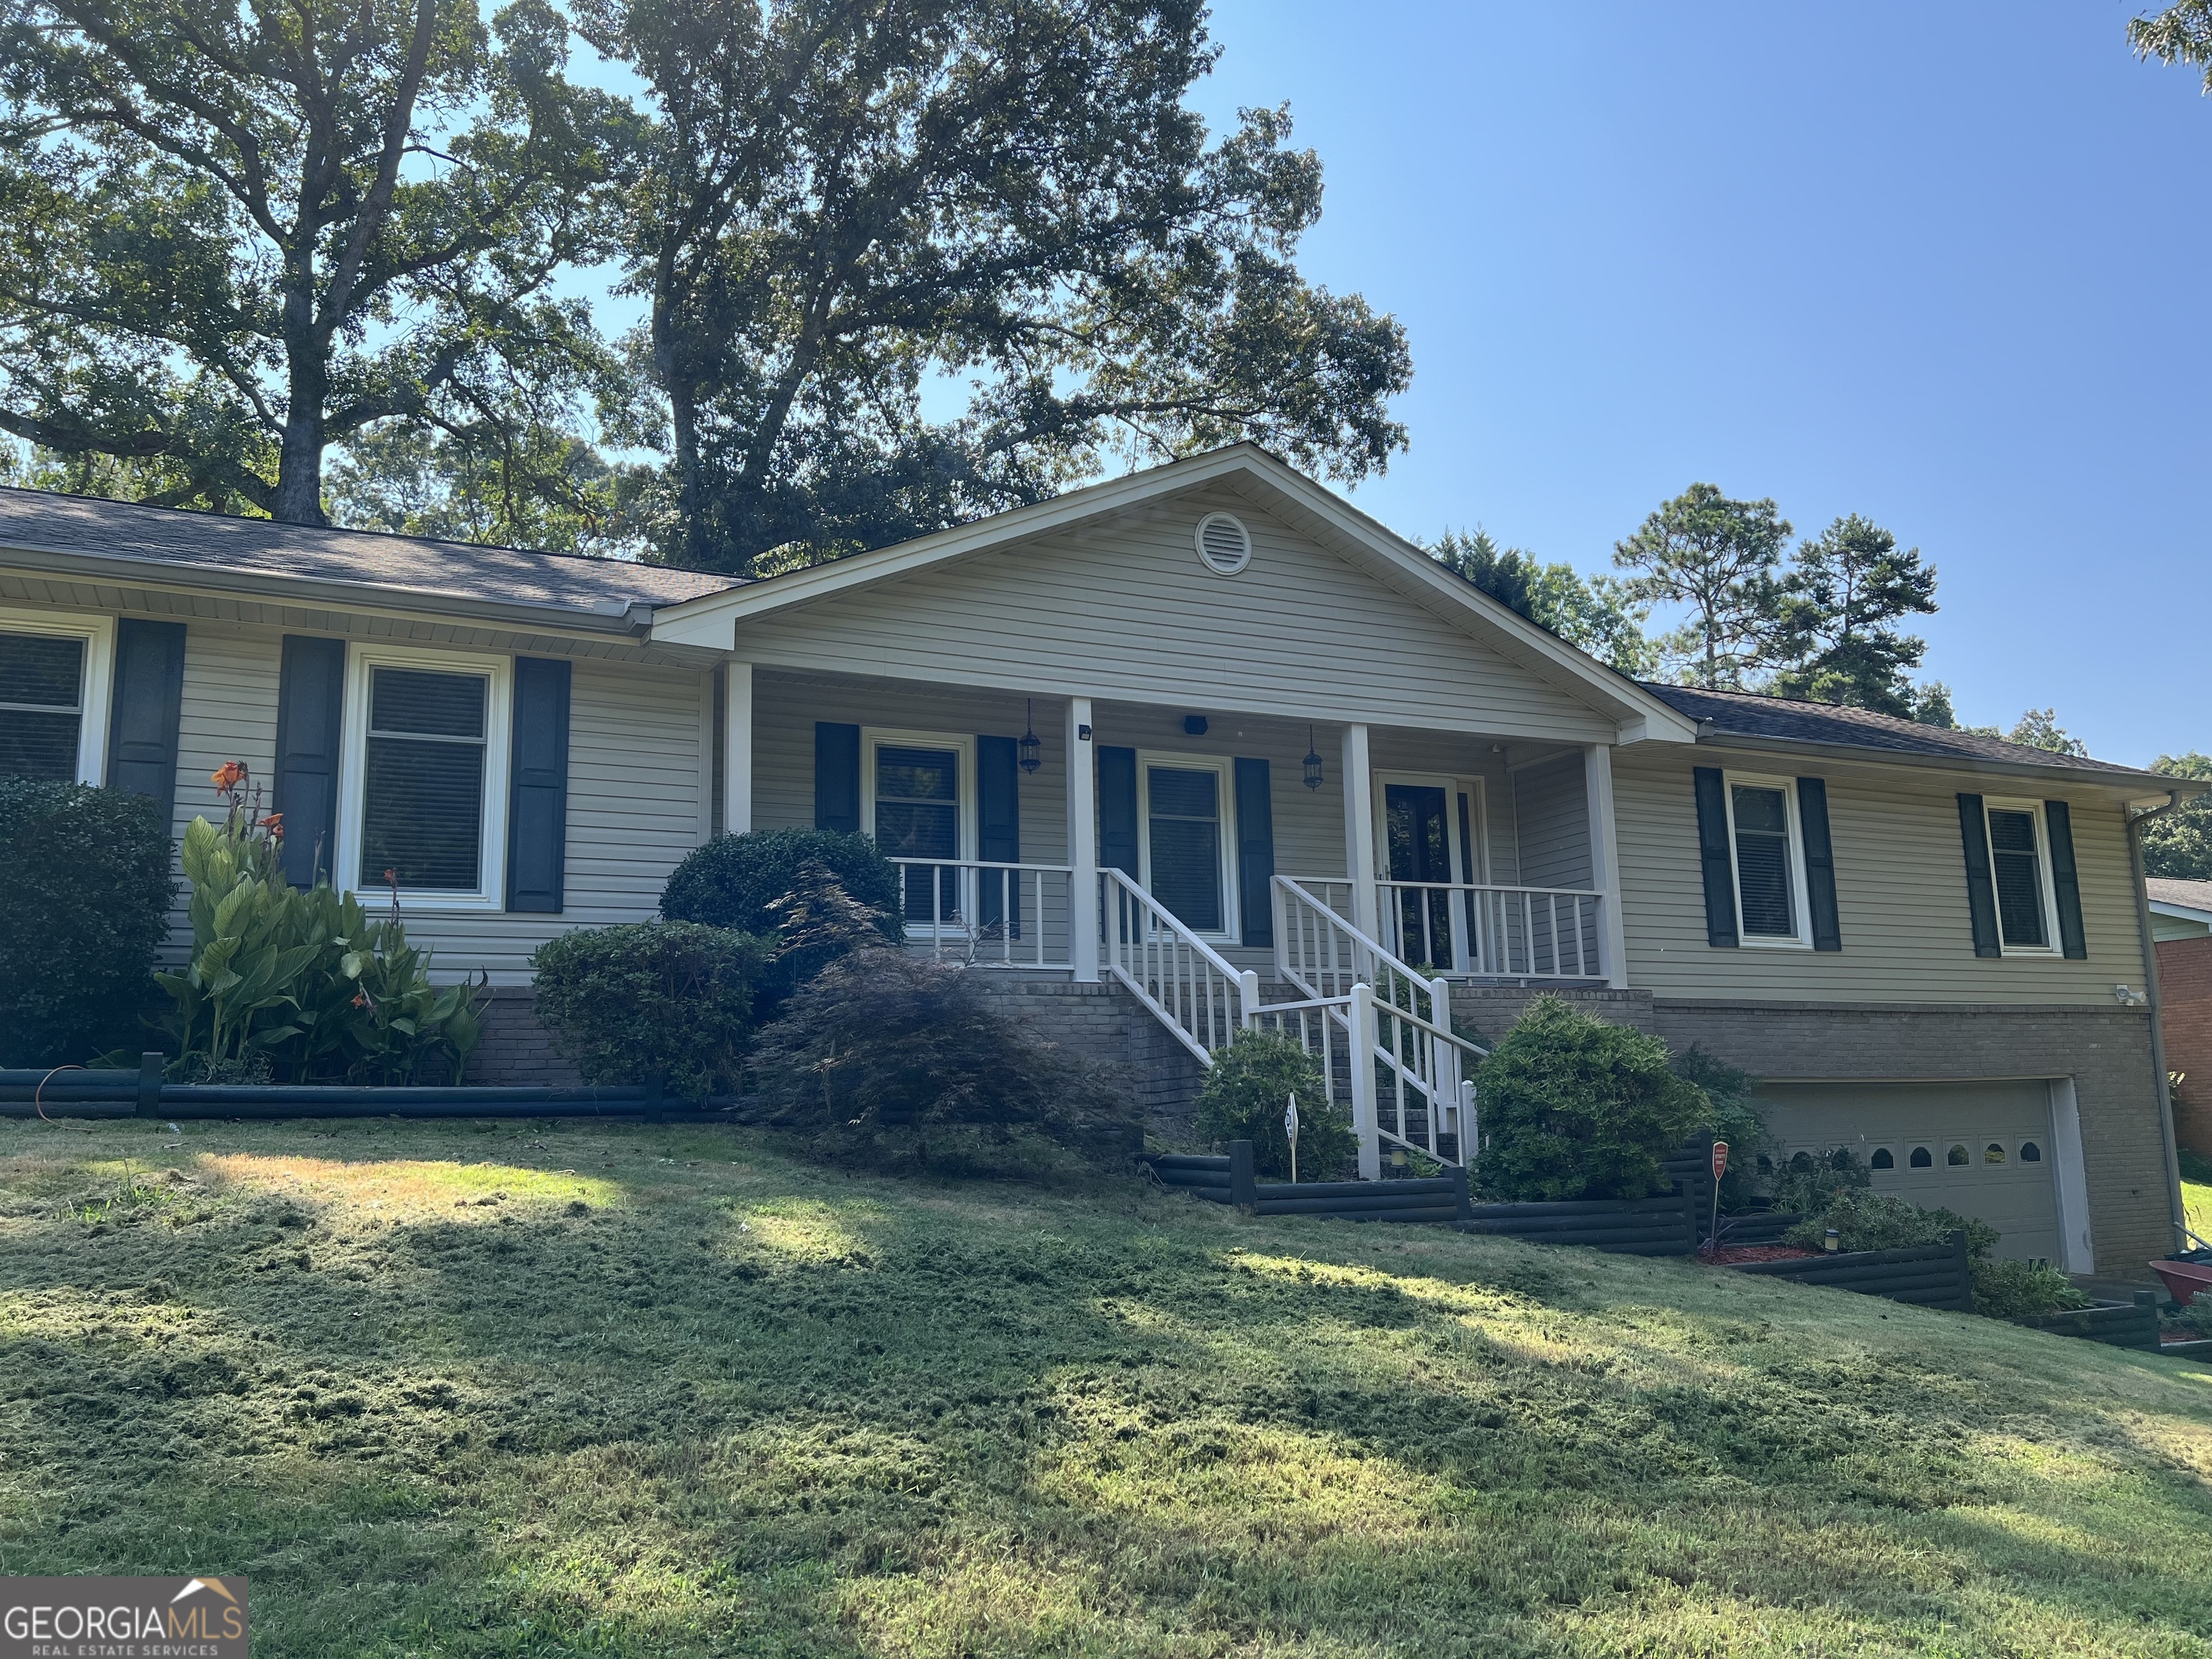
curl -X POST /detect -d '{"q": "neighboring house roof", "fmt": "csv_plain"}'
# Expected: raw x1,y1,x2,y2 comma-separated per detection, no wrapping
650,442,1703,744
2149,879,2212,923
1644,682,2182,788
0,486,741,628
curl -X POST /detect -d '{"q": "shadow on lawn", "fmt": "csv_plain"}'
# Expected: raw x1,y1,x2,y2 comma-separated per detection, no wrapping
4,1123,2212,1656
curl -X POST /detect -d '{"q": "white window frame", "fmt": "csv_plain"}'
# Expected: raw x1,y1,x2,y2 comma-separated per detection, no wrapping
1978,796,2062,957
1136,749,1240,945
862,727,975,937
0,605,115,785
335,642,513,912
1721,770,1813,949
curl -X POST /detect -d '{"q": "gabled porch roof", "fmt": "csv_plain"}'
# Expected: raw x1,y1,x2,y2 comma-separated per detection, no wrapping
649,445,1699,747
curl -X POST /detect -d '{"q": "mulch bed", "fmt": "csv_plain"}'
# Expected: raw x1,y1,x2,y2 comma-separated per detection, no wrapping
1700,1244,1821,1265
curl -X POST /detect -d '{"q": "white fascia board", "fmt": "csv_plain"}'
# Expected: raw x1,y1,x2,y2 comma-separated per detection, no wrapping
2151,899,2212,927
649,444,1699,745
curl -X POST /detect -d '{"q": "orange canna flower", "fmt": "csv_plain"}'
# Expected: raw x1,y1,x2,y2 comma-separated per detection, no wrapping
258,812,284,838
210,760,247,791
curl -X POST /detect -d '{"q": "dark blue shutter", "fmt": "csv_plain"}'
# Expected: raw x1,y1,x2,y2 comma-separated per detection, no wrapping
272,635,346,886
2045,799,2087,959
1234,756,1274,947
1098,745,1138,877
1692,767,1738,948
978,733,1020,935
1796,776,1841,953
106,617,185,829
1956,793,2001,957
814,722,860,832
505,657,570,913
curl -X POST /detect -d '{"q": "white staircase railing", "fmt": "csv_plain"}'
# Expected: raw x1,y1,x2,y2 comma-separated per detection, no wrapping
1101,868,1257,1063
1272,876,1486,1177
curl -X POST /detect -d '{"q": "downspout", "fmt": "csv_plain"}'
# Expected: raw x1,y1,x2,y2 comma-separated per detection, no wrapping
2127,790,2190,1254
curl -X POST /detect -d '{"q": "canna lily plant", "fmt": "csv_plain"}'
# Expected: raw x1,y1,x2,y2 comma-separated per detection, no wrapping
157,763,485,1083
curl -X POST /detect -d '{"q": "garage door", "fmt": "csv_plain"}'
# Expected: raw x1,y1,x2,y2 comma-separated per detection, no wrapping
1755,1081,2063,1264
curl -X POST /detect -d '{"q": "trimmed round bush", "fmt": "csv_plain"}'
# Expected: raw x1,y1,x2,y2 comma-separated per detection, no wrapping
0,781,174,1066
1473,995,1709,1200
530,922,772,1100
1194,1029,1353,1179
662,828,904,938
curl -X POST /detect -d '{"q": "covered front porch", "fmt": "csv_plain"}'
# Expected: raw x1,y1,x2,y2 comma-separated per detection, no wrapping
711,665,1624,990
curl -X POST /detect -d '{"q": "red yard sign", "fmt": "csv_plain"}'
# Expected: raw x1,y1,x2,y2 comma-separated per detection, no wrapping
1711,1141,1730,1181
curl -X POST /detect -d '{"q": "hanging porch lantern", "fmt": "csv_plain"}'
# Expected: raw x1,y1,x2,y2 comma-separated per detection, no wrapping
1303,726,1324,791
1018,700,1042,774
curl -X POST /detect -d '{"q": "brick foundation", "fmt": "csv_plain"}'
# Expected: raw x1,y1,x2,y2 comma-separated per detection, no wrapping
2157,936,2212,1156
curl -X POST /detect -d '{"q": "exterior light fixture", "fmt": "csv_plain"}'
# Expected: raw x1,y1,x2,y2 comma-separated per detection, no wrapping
1018,701,1042,775
1303,726,1324,791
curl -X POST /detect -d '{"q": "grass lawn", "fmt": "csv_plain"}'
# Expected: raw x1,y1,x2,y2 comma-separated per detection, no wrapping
6,1119,2212,1657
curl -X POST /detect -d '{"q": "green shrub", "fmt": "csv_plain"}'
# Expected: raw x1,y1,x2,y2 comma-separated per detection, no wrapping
1766,1146,1871,1218
1972,1257,2093,1321
531,922,772,1100
0,780,174,1066
662,830,903,993
1194,1029,1354,1180
156,768,484,1082
1784,1188,1997,1256
1473,997,1710,1200
747,948,1126,1154
1671,1044,1768,1209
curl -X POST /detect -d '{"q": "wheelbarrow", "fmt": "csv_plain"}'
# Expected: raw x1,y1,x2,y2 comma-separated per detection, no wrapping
2151,1254,2212,1307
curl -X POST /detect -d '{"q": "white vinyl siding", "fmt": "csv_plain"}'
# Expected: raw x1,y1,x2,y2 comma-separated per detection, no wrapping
1614,748,2146,1003
731,488,1619,745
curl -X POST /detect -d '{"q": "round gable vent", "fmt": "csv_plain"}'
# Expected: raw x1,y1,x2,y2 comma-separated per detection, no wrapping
1194,511,1252,576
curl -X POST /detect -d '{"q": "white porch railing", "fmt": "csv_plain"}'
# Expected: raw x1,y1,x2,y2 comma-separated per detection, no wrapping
1271,876,1486,1174
1101,868,1256,1062
890,859,1074,970
1377,880,1606,981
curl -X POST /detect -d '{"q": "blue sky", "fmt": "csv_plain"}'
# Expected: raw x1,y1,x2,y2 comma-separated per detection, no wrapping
1166,1,2211,765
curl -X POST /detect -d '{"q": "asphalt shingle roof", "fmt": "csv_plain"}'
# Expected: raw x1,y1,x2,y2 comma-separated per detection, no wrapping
0,487,742,612
2149,878,2212,913
1640,681,2156,780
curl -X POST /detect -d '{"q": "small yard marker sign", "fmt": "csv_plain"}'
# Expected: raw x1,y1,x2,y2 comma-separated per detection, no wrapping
1285,1092,1300,1184
1709,1141,1728,1251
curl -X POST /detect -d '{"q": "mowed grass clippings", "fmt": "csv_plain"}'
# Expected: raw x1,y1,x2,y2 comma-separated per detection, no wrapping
1,1123,2211,1658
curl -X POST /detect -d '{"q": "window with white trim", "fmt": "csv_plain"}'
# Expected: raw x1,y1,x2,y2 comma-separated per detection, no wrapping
1978,798,2059,953
337,644,511,907
862,729,973,929
1722,772,1811,947
1139,752,1238,939
0,608,113,783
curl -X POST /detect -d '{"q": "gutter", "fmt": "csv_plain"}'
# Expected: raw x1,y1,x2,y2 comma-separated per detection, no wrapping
0,539,665,639
2127,788,2194,1256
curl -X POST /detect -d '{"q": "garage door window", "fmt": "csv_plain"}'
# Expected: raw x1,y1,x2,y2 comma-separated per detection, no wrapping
1870,1146,1895,1170
2020,1141,2042,1163
1909,1146,1933,1168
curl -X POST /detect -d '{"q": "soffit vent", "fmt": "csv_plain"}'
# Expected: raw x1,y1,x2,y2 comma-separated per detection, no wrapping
1194,511,1252,576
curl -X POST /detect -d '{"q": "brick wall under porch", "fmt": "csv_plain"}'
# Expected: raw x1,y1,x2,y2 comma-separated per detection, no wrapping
464,973,1202,1138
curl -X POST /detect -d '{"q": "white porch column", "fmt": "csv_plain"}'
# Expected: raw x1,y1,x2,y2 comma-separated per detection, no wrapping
724,660,753,835
1583,742,1627,989
1341,722,1378,936
1067,696,1100,982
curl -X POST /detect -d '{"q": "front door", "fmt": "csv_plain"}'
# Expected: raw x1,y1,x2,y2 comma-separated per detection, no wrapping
1385,783,1456,967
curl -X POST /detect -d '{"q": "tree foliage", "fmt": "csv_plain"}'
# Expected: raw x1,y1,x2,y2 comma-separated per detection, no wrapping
1428,528,1653,674
2144,752,2212,880
0,0,627,521
579,0,1411,572
2132,0,2212,91
1611,483,1792,690
1767,514,1938,717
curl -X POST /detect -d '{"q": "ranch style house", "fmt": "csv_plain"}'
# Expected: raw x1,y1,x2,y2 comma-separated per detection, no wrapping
0,444,2192,1278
